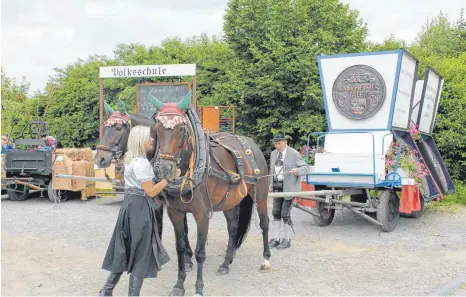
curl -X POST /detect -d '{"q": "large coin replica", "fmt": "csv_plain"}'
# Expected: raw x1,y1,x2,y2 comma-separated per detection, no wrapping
332,65,386,120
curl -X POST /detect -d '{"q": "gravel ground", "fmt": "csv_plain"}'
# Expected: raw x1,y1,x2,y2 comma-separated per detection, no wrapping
2,192,466,296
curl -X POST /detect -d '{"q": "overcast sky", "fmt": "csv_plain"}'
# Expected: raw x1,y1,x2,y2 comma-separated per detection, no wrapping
1,0,464,95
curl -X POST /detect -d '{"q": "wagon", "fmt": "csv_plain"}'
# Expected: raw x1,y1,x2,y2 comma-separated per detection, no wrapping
1,121,69,202
268,48,454,232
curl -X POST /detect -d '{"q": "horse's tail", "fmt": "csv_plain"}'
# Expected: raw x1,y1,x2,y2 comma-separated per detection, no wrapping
234,195,254,250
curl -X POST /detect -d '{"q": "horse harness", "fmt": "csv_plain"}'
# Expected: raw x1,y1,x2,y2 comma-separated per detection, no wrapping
96,114,133,182
207,133,261,209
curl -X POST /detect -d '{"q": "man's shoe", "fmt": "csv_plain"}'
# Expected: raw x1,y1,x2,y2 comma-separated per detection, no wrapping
268,238,280,249
276,238,291,250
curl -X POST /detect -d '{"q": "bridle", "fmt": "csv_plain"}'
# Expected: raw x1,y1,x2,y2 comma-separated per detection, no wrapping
96,114,132,159
155,112,190,167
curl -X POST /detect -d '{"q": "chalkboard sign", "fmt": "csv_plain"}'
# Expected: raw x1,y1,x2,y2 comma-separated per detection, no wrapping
136,82,191,118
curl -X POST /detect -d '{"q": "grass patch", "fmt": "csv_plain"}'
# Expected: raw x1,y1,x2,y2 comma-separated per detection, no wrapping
426,182,466,212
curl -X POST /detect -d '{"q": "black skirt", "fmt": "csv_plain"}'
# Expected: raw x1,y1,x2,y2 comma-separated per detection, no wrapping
101,187,170,279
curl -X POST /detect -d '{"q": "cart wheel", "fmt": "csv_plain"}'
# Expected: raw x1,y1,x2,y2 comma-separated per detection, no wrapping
7,184,30,201
312,202,335,227
376,190,400,232
47,182,69,202
409,197,425,219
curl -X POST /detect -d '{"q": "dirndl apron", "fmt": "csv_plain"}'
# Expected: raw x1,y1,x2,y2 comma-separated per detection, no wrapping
101,187,170,279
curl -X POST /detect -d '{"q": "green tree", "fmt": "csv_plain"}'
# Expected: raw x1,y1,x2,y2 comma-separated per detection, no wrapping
223,0,368,154
45,55,111,148
1,69,35,139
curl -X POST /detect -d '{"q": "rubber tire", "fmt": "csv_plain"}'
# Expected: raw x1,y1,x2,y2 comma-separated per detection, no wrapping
376,190,400,232
410,197,425,219
7,185,30,201
47,182,69,202
312,201,336,227
350,193,367,203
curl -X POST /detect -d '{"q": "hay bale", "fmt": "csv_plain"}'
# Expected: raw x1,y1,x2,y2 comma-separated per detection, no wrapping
56,148,94,162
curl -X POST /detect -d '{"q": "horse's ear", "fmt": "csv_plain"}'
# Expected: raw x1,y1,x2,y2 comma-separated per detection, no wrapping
177,91,192,110
104,101,114,115
149,94,165,110
117,99,127,114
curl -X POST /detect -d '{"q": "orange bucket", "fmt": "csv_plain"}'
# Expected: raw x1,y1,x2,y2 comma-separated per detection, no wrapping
294,181,316,207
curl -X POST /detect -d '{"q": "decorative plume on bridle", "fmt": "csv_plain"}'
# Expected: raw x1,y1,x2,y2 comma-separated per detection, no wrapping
103,100,130,127
149,92,192,129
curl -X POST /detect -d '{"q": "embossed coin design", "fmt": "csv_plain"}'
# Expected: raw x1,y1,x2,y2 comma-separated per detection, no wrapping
332,65,386,120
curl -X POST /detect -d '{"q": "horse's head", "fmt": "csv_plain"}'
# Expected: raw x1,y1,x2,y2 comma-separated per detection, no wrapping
150,92,192,179
95,100,132,168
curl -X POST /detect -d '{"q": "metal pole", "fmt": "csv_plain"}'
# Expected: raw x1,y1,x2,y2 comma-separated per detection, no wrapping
297,196,368,207
292,202,320,217
55,174,110,182
268,190,344,198
342,205,383,226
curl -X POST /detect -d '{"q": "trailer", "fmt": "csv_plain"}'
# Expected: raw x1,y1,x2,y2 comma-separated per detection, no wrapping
267,49,453,232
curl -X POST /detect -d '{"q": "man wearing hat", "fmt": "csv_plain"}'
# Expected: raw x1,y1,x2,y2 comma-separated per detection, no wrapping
268,131,310,249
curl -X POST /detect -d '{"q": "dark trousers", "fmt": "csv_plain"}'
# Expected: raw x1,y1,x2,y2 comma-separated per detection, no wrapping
272,181,293,225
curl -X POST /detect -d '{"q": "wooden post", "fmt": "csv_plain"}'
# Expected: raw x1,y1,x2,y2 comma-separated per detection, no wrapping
99,78,104,142
192,75,197,111
232,105,236,134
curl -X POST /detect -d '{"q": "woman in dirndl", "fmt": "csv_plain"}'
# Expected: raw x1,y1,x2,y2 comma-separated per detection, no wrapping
98,125,180,296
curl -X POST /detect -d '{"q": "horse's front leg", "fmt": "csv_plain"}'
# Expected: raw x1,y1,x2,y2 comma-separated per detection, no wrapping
217,206,239,275
193,209,210,296
184,213,194,272
167,207,188,296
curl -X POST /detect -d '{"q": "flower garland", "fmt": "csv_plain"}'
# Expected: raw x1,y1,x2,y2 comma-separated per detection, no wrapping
299,144,325,165
385,140,428,185
409,122,421,143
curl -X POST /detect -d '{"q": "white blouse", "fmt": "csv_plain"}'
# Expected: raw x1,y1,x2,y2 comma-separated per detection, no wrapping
124,157,155,189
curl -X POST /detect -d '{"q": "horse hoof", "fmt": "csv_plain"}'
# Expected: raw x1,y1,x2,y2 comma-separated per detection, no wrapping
169,288,185,296
259,263,271,273
216,267,230,275
185,262,194,272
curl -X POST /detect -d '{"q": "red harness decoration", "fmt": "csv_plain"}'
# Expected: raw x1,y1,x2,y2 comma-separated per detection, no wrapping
104,112,130,126
155,103,188,129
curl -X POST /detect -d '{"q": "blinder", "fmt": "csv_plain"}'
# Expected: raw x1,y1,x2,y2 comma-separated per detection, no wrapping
97,116,132,159
156,121,189,167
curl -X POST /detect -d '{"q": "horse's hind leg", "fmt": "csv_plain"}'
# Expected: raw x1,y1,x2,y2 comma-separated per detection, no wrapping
256,187,271,272
183,213,194,272
217,206,240,275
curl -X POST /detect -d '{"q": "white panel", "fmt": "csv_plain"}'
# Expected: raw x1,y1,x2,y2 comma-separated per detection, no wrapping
410,80,424,124
392,52,417,129
431,79,444,133
313,153,386,184
319,52,400,130
418,69,441,134
307,174,375,186
99,64,196,78
323,131,393,155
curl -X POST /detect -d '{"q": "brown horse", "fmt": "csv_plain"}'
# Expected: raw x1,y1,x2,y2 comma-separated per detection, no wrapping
149,92,271,296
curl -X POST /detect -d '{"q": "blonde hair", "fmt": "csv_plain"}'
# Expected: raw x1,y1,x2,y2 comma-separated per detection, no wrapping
124,125,151,164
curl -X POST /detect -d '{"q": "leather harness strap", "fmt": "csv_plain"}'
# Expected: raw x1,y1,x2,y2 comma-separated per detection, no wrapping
207,133,261,210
